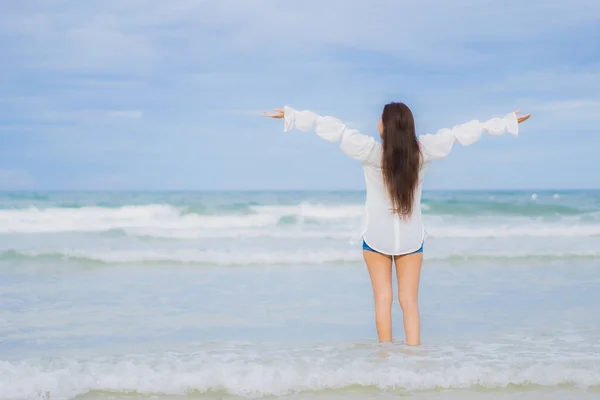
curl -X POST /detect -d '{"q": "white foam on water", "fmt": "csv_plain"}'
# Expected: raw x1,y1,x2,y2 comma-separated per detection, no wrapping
2,205,600,240
121,227,352,239
250,202,365,220
1,344,599,400
0,205,278,233
0,204,361,234
427,223,600,238
5,247,600,265
120,221,600,240
7,248,362,265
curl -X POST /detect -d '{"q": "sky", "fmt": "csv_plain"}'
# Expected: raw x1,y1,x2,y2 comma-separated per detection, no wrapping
0,0,599,191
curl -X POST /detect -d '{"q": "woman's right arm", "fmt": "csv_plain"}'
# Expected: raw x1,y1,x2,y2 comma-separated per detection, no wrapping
265,106,382,166
418,111,530,163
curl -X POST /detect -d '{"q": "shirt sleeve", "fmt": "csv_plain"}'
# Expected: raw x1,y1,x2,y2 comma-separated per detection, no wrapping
418,112,519,163
283,106,381,166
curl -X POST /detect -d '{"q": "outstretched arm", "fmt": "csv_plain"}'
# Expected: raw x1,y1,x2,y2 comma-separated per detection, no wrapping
419,111,531,163
264,106,381,166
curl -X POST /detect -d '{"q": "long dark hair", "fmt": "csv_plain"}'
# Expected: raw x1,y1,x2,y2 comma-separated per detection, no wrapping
381,102,421,216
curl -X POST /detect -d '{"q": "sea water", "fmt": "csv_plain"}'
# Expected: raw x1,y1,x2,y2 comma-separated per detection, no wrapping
1,190,599,399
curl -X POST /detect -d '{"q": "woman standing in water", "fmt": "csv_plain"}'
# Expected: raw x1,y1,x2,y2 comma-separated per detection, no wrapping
265,104,531,345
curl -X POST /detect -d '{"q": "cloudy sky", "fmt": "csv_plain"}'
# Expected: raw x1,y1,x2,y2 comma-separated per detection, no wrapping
1,0,599,190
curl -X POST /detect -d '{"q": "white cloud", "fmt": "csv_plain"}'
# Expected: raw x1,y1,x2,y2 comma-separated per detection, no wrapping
211,109,270,117
532,100,600,112
476,69,600,95
17,109,144,125
108,110,144,119
386,67,600,128
529,99,600,126
2,0,599,71
1,0,599,190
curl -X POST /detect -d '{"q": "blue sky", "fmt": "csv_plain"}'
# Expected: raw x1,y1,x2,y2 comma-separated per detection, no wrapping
0,0,599,191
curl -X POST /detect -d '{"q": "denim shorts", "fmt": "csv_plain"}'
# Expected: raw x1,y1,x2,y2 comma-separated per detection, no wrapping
362,240,423,255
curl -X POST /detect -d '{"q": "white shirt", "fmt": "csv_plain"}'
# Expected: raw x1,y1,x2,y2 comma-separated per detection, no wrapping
283,106,519,255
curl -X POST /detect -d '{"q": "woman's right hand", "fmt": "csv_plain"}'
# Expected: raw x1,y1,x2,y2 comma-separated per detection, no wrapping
515,110,531,124
264,108,285,119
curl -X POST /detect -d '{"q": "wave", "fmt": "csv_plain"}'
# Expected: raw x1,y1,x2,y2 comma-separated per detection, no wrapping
1,346,599,400
423,198,588,216
249,203,364,220
0,204,364,234
112,223,600,239
2,204,600,240
0,249,360,265
4,248,600,266
426,224,600,238
116,227,352,240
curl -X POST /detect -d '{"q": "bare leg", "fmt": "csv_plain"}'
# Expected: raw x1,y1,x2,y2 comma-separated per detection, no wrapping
363,250,393,342
394,251,423,346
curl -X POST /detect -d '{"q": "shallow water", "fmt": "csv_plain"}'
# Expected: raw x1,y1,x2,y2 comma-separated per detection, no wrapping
1,190,599,399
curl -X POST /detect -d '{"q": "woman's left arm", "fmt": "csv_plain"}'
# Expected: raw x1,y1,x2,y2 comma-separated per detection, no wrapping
418,111,531,163
265,106,381,166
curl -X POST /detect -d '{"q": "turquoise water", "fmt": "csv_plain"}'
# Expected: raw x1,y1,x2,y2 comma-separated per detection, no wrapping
1,190,600,399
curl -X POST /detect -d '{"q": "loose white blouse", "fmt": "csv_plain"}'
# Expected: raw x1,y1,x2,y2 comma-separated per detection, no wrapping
283,106,519,255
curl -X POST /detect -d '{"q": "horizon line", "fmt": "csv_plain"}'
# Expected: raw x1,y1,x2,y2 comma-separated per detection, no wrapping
0,188,598,193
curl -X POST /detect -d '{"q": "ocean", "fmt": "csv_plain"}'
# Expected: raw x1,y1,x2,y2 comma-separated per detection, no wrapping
1,190,599,400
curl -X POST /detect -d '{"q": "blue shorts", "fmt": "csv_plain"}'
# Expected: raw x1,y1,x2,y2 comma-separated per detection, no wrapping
362,240,423,255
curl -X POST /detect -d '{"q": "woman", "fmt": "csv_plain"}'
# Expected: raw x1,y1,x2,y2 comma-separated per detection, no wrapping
264,103,531,345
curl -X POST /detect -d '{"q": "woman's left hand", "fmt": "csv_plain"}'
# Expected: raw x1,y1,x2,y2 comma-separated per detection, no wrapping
264,108,285,119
